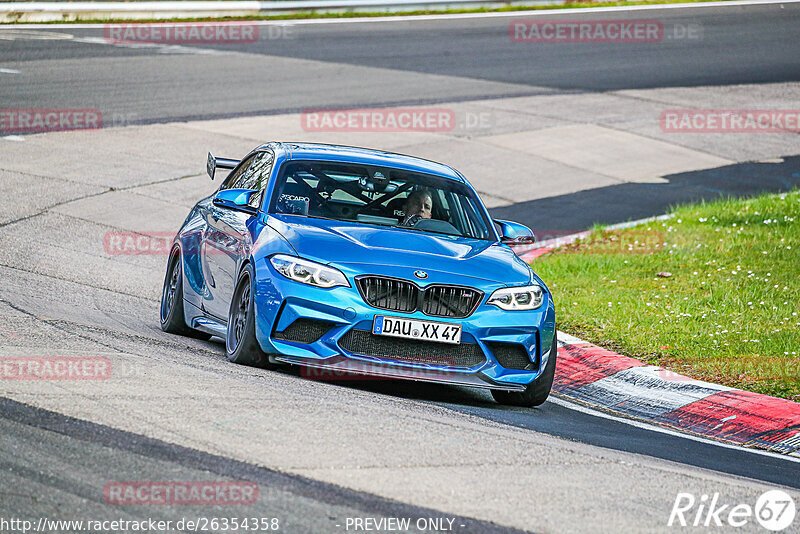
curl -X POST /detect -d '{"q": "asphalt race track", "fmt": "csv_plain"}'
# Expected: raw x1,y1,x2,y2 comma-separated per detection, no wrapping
3,4,800,117
1,3,800,532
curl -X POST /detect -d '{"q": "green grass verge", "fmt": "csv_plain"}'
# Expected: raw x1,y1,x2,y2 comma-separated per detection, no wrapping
532,190,800,401
3,0,741,25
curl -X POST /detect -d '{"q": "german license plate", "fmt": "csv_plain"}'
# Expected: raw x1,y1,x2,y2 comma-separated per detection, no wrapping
372,315,461,345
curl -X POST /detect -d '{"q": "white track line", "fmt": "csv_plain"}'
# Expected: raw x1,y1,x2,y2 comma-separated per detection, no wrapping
1,0,797,29
549,395,800,465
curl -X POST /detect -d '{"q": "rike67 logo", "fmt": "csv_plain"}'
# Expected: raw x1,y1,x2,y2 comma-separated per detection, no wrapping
669,490,796,531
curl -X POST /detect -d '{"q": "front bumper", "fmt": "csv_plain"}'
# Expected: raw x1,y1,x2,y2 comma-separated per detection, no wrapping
252,259,556,390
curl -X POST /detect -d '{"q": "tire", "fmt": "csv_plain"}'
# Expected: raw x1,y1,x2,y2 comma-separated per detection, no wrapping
492,333,557,407
160,248,212,340
225,264,271,368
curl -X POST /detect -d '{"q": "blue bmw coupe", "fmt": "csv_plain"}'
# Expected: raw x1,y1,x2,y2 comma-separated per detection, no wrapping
160,142,557,406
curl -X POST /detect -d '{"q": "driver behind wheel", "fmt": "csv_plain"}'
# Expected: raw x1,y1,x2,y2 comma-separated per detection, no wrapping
401,189,433,226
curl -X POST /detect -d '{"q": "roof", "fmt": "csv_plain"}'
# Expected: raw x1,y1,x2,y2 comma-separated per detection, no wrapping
263,142,465,182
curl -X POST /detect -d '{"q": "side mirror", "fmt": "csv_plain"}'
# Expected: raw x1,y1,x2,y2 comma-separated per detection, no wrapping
495,219,536,246
213,188,259,215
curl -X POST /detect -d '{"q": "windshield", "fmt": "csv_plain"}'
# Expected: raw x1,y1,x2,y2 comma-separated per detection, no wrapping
268,160,495,241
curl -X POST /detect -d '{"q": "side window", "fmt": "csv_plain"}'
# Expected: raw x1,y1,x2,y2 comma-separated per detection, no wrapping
219,151,274,208
239,151,274,191
219,154,255,192
240,151,274,208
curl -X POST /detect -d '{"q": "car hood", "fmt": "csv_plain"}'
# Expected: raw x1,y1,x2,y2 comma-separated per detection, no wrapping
267,214,531,286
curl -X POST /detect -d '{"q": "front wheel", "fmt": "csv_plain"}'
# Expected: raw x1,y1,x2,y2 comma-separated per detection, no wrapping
226,264,272,368
160,248,211,340
492,333,557,407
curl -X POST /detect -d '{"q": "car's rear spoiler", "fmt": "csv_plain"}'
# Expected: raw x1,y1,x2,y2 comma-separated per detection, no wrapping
206,152,239,180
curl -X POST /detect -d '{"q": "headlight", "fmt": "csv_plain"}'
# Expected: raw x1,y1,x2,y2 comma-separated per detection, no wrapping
487,285,544,310
270,255,350,288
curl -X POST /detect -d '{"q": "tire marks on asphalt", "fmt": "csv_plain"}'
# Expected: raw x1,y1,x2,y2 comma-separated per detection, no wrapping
0,397,530,534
